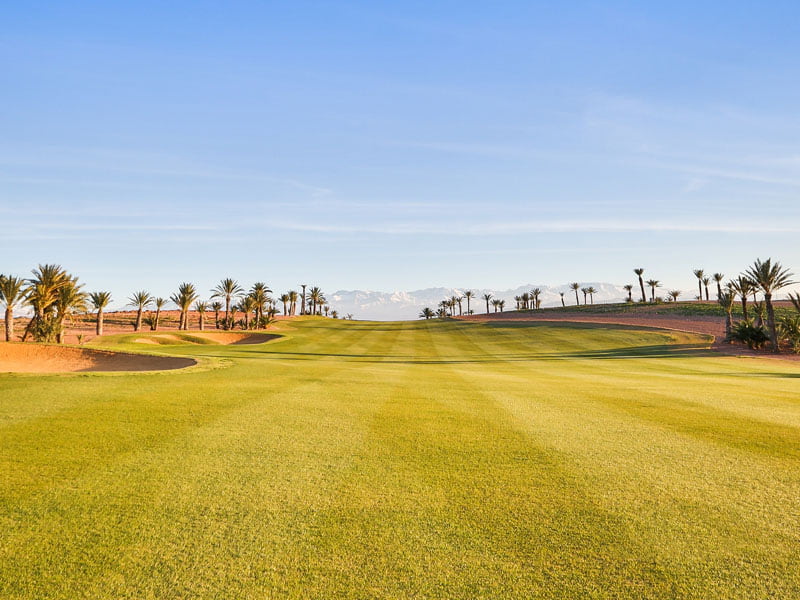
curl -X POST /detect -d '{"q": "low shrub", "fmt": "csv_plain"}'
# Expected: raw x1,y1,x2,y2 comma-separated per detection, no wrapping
730,320,769,350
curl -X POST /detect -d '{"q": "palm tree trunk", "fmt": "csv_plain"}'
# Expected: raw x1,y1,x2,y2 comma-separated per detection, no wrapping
716,282,722,299
96,309,104,336
704,285,709,301
154,308,161,331
697,281,703,301
741,297,748,321
639,277,646,303
486,299,490,314
574,290,579,305
765,292,780,352
725,310,733,341
199,314,205,331
135,308,143,332
225,298,231,330
4,307,13,342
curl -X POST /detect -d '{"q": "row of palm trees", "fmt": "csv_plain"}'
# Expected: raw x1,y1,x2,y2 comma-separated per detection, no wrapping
714,259,797,353
416,259,798,353
0,266,340,343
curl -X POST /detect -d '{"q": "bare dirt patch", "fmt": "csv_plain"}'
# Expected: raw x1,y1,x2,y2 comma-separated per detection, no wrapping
0,343,196,373
460,312,800,362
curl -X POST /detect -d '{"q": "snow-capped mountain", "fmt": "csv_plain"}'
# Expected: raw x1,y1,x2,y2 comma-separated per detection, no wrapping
329,283,630,320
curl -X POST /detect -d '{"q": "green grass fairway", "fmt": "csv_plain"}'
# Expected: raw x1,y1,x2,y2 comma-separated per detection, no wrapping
2,319,800,598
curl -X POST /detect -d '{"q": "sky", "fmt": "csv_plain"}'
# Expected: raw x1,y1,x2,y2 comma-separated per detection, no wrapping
2,1,800,309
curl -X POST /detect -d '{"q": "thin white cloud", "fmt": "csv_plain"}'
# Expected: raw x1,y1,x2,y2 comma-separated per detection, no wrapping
270,219,800,236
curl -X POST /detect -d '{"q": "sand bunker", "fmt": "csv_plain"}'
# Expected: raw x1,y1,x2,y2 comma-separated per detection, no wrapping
187,332,277,345
0,343,196,373
133,332,277,345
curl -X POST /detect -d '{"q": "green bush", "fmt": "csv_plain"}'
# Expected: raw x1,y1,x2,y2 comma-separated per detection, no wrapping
779,315,800,353
730,320,769,350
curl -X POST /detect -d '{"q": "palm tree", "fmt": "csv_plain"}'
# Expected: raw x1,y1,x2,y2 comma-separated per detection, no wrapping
586,286,597,305
229,302,239,328
789,292,800,314
634,268,646,303
194,301,207,331
623,284,633,302
531,288,542,309
300,284,307,315
702,276,711,301
288,290,299,316
211,278,243,330
128,291,153,332
419,307,435,319
498,299,505,312
331,310,339,319
581,287,589,305
646,280,660,302
693,269,705,302
520,292,530,310
279,293,290,315
451,295,461,316
249,282,272,326
308,286,323,315
152,297,167,331
559,292,565,307
730,276,754,321
491,298,501,313
171,283,198,331
464,290,474,314
482,293,493,314
0,275,26,342
713,273,725,299
745,258,794,352
22,264,72,342
570,282,580,306
752,301,766,329
668,290,681,303
54,279,87,343
210,301,223,329
239,296,256,329
718,288,736,341
89,291,112,336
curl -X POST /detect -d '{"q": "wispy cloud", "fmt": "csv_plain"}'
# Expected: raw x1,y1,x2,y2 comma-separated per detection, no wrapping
270,219,800,236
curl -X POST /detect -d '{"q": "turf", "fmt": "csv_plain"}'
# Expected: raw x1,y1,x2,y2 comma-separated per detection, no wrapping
1,318,799,599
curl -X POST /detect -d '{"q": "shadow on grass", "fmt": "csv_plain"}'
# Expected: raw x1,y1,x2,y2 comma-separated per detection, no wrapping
246,343,717,364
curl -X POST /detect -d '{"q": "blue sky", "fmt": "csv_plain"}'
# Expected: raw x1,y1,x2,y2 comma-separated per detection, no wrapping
2,1,799,307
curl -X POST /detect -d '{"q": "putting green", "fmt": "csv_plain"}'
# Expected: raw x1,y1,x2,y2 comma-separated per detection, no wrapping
1,318,799,599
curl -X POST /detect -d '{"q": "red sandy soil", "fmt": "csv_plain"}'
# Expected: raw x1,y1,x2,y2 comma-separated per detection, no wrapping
0,343,196,373
132,332,278,345
459,311,800,362
6,310,290,345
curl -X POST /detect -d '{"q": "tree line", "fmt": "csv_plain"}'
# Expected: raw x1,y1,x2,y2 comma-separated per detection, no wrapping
0,265,342,343
417,258,799,354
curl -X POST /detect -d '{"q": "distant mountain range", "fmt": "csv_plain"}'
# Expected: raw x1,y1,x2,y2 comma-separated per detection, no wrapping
330,283,630,320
